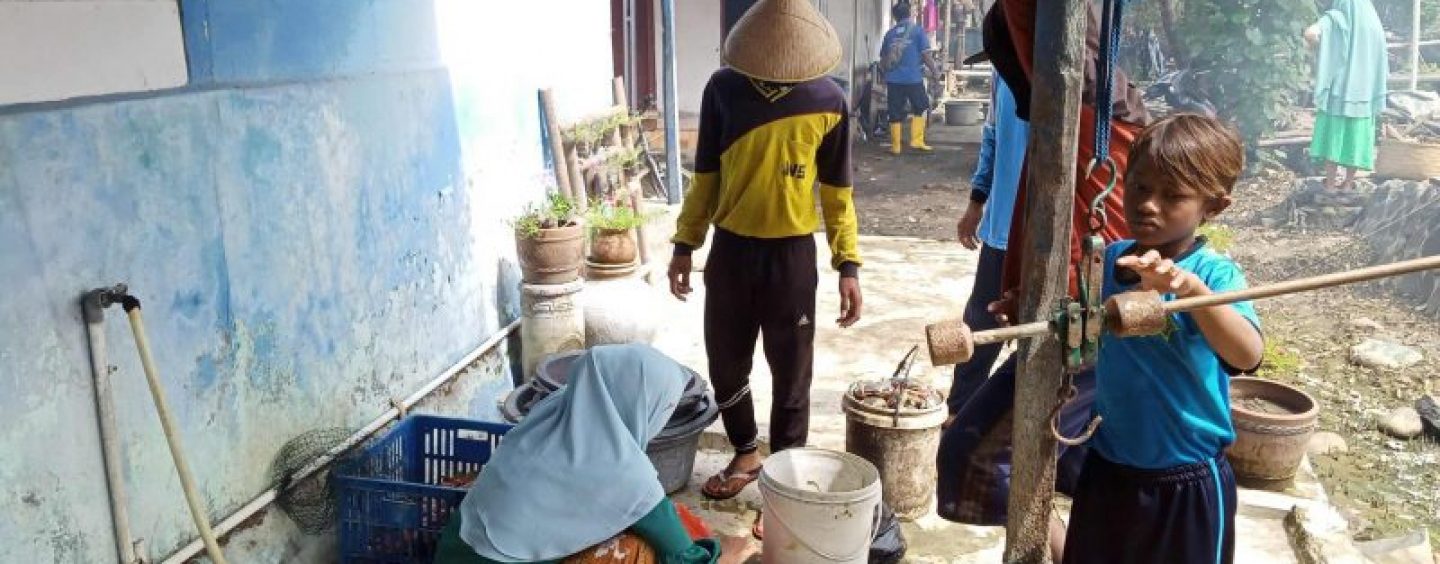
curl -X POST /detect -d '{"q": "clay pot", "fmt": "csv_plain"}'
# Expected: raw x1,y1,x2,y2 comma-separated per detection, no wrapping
516,223,585,285
1226,377,1319,490
589,228,638,265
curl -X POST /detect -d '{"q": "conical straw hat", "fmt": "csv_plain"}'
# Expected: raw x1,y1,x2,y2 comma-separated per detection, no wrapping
723,0,843,83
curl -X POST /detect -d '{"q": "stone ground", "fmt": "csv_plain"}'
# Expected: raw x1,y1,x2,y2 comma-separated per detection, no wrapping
636,123,1351,562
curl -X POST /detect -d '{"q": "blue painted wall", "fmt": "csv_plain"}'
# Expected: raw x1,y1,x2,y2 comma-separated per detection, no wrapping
0,1,617,562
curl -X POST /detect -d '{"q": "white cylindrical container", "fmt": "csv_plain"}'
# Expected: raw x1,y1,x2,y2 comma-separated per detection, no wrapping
520,280,586,382
583,276,660,346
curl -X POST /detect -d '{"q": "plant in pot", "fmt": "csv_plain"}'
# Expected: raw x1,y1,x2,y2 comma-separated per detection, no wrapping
512,192,584,285
585,200,646,266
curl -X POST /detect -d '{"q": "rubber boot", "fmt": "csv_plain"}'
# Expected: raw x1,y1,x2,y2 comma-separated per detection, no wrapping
909,116,933,152
889,123,903,155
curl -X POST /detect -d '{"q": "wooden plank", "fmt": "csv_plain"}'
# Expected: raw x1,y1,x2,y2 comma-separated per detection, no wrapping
1003,0,1089,562
539,89,575,201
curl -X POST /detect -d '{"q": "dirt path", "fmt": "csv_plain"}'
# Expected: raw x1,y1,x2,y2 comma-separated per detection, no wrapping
853,124,977,241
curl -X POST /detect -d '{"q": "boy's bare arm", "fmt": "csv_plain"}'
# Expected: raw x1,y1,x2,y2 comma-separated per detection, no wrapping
1118,251,1265,370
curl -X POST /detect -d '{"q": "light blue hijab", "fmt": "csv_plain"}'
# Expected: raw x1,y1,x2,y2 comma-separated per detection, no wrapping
1315,0,1389,118
458,344,687,561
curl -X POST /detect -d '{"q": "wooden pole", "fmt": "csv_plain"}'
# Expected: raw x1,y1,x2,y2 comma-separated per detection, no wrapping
614,76,652,268
1003,0,1089,562
539,89,574,201
1411,0,1422,92
564,142,588,212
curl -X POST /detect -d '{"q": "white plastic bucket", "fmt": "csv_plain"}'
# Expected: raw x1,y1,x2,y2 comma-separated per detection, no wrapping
759,448,883,564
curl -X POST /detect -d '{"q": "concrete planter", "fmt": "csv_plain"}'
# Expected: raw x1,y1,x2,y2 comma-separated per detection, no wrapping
519,280,586,382
589,228,638,265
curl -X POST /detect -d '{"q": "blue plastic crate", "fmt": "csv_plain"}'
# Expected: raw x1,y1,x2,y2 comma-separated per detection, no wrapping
335,415,512,564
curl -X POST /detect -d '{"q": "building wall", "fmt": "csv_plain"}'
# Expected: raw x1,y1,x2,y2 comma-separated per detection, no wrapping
660,0,888,118
0,1,615,562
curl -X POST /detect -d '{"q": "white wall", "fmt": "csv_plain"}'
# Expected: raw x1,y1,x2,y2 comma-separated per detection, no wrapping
657,0,723,117
0,0,188,106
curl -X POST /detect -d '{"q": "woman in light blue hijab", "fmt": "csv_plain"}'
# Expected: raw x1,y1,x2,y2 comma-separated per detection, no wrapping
435,344,750,564
1305,0,1389,189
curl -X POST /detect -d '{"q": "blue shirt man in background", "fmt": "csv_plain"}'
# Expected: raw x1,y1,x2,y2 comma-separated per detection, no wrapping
880,1,937,155
949,71,1029,415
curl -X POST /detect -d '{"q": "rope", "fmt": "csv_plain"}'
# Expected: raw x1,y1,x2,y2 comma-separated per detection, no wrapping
1091,0,1127,173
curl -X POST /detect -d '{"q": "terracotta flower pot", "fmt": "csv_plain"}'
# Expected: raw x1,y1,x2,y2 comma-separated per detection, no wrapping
589,228,638,265
515,222,585,285
1226,376,1319,490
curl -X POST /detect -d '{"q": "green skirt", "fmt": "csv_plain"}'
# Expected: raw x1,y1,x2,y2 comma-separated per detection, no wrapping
1310,112,1377,170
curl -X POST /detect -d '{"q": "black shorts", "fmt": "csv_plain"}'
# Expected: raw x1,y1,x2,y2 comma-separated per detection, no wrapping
886,82,929,122
1063,452,1237,564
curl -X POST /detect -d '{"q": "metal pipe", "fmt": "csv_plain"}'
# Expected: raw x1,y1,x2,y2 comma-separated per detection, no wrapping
1411,0,1422,92
160,318,522,564
660,0,682,204
1167,254,1440,313
962,254,1440,346
83,287,139,564
850,0,860,105
119,299,227,564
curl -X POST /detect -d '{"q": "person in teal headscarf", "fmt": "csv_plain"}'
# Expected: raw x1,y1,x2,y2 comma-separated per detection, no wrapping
435,344,754,564
1305,0,1389,189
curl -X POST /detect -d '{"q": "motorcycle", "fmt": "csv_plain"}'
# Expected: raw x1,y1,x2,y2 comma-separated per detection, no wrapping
1144,68,1218,118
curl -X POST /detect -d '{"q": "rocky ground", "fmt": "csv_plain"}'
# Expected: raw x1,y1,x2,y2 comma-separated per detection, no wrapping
1223,171,1440,555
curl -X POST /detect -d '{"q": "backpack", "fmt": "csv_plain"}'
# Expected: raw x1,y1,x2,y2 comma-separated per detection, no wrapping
879,23,915,74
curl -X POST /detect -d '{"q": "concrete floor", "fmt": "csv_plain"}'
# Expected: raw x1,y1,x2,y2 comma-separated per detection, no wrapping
644,233,1331,562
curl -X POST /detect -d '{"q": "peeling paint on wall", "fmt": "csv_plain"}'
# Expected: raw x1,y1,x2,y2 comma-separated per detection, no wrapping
0,1,616,561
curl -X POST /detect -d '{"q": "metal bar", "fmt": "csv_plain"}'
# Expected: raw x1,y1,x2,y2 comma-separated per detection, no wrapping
160,320,522,564
1004,0,1090,560
83,290,138,564
123,305,228,564
1167,254,1440,313
660,0,682,204
1388,39,1440,48
1412,0,1422,92
962,255,1440,348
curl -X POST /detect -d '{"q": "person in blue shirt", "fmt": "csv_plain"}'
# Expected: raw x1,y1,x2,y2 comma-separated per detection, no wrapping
880,1,937,155
1063,114,1265,564
948,72,1029,415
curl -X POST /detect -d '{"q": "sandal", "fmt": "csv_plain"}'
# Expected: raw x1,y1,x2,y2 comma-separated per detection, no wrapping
752,511,764,540
701,465,763,500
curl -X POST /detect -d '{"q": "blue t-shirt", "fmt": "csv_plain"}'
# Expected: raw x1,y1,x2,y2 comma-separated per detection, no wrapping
881,21,931,85
1091,240,1262,470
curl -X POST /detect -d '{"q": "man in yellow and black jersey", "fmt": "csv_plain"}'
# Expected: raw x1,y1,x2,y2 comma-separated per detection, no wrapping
667,0,863,504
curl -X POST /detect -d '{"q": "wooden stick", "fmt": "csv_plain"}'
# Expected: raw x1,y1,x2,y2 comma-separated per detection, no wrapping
1005,0,1089,561
538,89,574,200
564,142,588,212
614,76,651,268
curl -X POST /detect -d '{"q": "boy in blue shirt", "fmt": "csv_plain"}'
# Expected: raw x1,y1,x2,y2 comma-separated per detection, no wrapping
1063,114,1265,564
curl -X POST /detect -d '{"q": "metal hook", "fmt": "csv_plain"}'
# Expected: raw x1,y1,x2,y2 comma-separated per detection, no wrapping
1051,409,1103,447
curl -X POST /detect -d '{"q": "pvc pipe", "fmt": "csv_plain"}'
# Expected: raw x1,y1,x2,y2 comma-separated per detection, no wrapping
159,318,521,564
1412,0,1422,92
83,289,139,564
120,300,227,564
660,0,681,204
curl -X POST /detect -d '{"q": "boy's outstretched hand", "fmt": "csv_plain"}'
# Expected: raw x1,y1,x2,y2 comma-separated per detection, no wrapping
1116,249,1211,298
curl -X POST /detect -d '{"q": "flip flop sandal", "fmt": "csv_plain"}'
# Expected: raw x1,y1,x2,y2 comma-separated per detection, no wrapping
701,465,763,500
752,511,764,540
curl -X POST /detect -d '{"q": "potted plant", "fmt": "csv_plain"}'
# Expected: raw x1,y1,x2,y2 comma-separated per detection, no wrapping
513,193,584,285
585,200,646,266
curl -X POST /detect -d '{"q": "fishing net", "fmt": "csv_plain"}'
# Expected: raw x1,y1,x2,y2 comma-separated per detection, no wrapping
268,427,358,534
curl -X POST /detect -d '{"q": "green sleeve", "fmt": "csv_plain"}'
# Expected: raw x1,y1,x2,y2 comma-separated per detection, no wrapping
629,499,721,564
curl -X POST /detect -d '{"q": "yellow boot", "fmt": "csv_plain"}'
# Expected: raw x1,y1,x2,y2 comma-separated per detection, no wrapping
909,116,933,151
889,123,903,155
